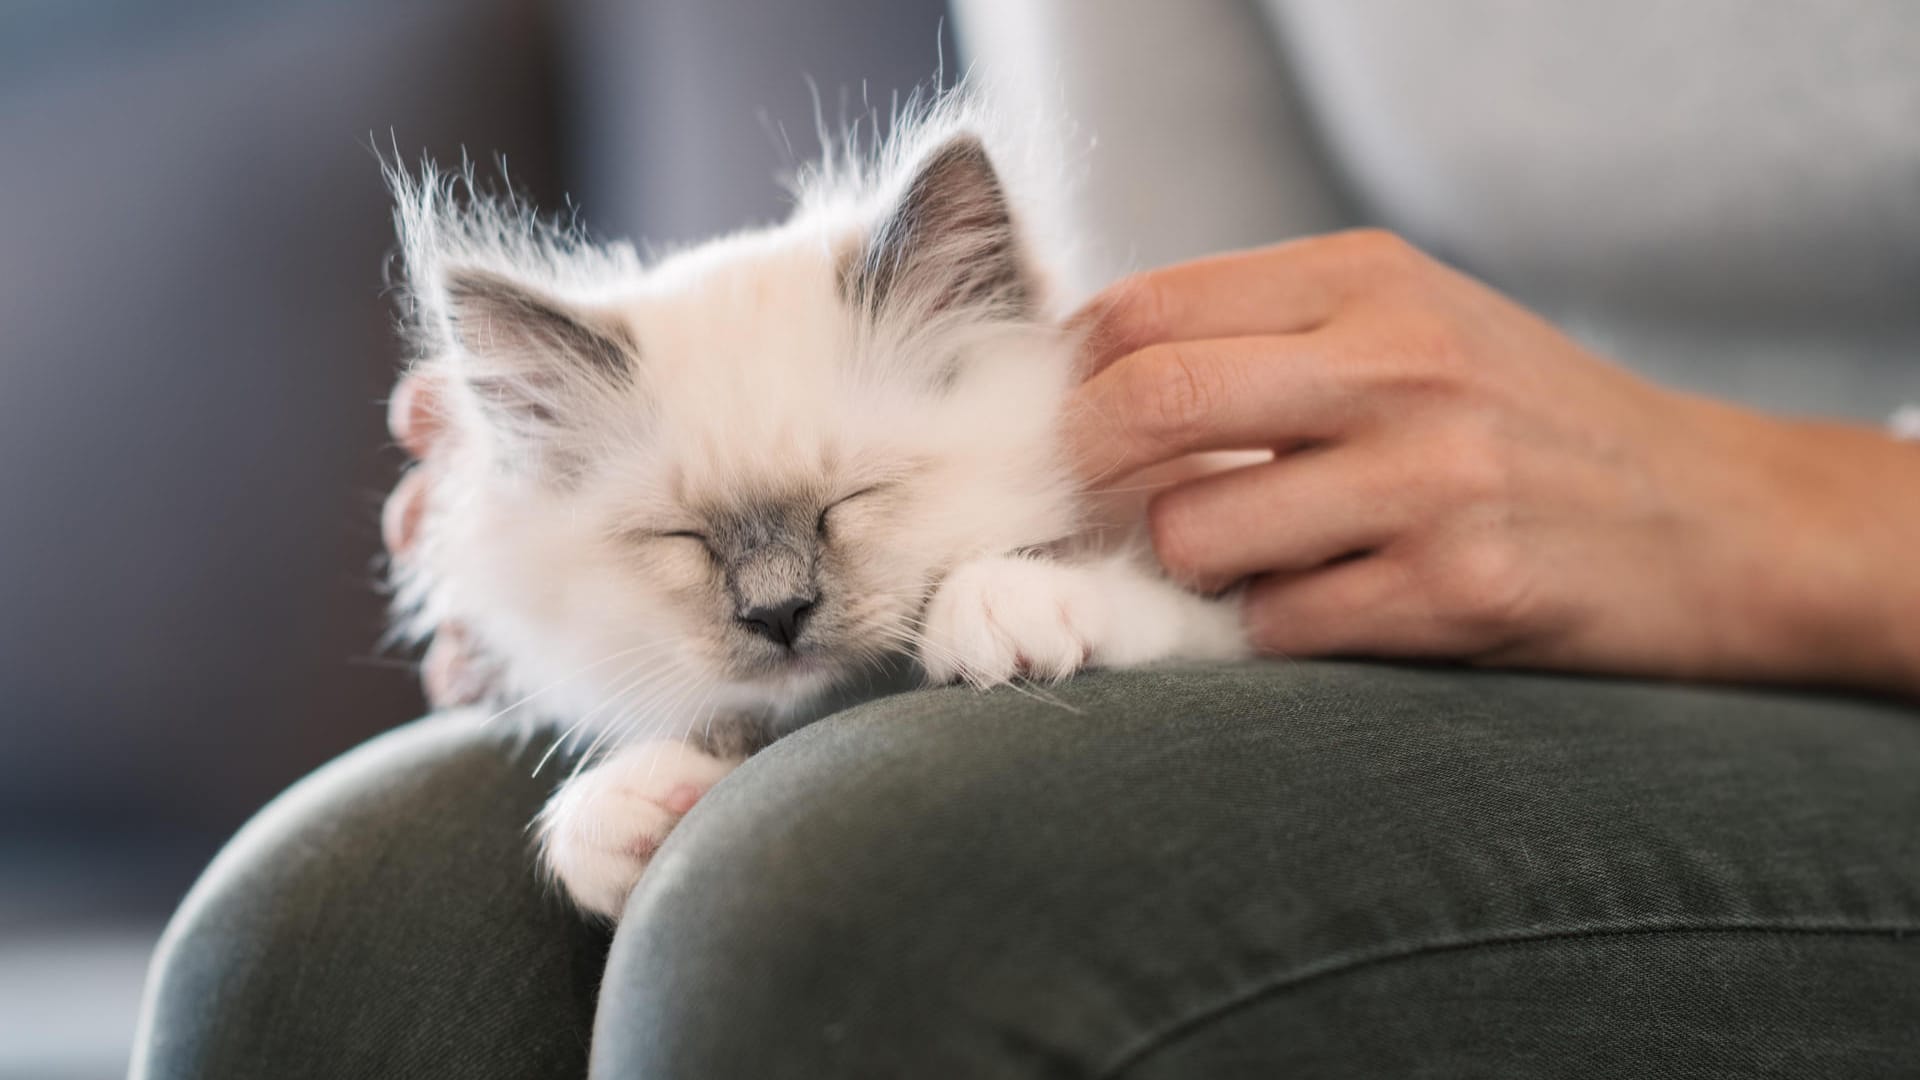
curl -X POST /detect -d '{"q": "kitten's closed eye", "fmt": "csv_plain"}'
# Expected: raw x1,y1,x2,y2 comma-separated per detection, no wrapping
817,485,886,536
625,487,884,551
630,529,716,561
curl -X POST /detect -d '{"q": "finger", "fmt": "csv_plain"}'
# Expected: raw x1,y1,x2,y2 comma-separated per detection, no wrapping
1072,231,1394,376
382,467,432,558
1067,333,1356,484
422,624,487,707
1147,448,1409,591
388,372,449,459
1242,556,1460,658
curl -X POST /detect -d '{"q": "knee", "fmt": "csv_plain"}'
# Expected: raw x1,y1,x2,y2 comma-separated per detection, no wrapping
594,670,1341,1075
133,714,590,1077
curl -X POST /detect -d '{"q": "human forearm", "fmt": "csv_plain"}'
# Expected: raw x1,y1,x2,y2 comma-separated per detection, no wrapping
1714,404,1920,697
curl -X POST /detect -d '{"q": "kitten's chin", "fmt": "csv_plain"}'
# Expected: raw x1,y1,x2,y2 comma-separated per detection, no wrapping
730,651,844,700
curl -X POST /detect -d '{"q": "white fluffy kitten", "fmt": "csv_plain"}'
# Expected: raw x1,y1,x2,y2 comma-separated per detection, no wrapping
388,113,1248,919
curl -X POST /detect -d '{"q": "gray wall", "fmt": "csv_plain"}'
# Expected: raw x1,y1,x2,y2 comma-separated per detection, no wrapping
565,0,955,247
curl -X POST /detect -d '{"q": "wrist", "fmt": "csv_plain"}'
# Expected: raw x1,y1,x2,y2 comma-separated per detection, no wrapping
1704,402,1920,696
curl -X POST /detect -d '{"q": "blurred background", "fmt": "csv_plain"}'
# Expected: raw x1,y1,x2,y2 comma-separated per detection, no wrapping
0,2,949,1075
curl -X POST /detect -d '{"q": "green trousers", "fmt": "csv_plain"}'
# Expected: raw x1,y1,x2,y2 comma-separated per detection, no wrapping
133,663,1920,1078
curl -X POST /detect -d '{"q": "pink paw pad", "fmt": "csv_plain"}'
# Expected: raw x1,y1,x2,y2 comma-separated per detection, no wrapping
657,782,708,815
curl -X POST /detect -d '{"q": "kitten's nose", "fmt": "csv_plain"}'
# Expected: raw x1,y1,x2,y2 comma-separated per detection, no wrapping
737,596,815,649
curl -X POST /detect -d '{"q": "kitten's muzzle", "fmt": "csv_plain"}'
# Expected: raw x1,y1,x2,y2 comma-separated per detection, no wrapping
736,595,815,650
717,506,821,653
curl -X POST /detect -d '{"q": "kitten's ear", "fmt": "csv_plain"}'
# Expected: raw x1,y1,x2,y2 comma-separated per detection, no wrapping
846,133,1035,321
438,267,635,442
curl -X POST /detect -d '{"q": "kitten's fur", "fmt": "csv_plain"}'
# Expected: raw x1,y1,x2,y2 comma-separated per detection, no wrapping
388,105,1248,919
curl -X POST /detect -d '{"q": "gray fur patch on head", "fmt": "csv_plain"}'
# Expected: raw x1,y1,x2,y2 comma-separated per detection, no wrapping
437,268,640,483
443,268,636,384
706,496,821,616
841,134,1034,321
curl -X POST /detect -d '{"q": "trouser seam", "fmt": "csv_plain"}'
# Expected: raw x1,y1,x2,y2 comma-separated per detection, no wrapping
1095,919,1920,1078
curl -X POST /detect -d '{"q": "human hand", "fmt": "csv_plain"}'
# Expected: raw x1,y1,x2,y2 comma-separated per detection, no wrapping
1068,230,1920,695
382,373,497,707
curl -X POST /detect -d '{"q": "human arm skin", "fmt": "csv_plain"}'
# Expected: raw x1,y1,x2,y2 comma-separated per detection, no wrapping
1066,230,1920,698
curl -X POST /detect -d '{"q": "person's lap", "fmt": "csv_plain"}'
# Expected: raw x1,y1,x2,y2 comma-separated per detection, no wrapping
129,712,609,1078
132,662,1920,1079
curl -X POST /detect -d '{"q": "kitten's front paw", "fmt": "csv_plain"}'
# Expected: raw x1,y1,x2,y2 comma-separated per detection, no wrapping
537,740,737,920
920,556,1101,686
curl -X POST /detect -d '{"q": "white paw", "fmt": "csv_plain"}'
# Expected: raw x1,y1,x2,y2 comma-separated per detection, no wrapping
537,740,737,920
919,557,1102,686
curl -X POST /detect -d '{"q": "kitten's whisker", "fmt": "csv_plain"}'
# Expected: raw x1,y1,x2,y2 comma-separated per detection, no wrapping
600,664,702,752
565,665,710,786
483,639,684,728
535,659,687,778
1007,675,1080,714
674,678,725,778
696,680,724,749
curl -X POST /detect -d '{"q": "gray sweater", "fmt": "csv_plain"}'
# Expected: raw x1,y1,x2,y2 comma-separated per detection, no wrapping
957,0,1919,420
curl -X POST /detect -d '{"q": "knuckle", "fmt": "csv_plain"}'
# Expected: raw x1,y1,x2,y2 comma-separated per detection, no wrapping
1363,312,1475,399
1409,309,1470,366
1402,310,1470,375
1427,532,1536,636
1102,273,1174,354
1127,344,1222,447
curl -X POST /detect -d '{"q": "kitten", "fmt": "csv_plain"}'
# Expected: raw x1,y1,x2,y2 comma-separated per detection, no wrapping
386,109,1249,919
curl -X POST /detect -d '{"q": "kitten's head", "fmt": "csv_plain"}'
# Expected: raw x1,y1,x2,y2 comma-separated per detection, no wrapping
390,126,1080,743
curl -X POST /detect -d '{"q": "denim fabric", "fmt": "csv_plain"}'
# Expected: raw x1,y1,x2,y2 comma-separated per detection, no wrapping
133,663,1920,1078
131,719,608,1078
